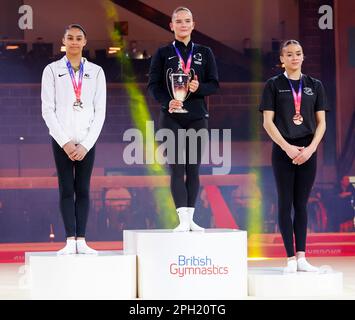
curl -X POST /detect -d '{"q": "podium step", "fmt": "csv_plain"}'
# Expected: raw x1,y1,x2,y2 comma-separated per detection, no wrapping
0,241,123,263
248,267,343,298
124,229,248,299
26,251,136,299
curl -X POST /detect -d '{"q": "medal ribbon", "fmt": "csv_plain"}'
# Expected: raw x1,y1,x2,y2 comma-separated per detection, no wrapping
172,41,194,74
66,59,84,102
286,74,302,115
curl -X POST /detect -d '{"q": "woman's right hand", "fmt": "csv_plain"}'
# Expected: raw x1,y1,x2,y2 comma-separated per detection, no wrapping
168,99,183,113
283,144,304,161
63,141,76,161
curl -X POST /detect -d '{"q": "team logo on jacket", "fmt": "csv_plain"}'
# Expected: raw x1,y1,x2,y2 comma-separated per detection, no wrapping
84,73,91,79
303,87,314,95
193,53,202,64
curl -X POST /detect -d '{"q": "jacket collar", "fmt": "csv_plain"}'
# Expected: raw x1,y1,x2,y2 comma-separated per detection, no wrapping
173,39,192,50
59,55,92,70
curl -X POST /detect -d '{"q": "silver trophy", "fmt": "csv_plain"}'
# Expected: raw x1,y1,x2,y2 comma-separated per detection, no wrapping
166,67,194,113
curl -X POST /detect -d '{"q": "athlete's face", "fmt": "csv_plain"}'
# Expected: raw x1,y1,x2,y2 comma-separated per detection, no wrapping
280,44,304,71
170,10,195,40
62,28,87,55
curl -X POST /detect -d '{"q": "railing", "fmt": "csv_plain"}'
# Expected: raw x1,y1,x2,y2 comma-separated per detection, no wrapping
0,174,256,190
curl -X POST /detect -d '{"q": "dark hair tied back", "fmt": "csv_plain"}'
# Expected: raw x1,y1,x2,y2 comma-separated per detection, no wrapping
64,24,87,38
279,39,301,55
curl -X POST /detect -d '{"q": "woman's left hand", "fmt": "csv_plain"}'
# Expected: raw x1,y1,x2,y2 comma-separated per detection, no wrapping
292,146,315,165
72,144,88,161
189,75,199,93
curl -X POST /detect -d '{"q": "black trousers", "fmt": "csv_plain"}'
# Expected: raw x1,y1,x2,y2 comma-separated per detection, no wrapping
159,112,208,208
272,135,317,257
52,138,95,238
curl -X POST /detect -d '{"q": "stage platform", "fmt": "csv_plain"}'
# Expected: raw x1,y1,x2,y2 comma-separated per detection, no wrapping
1,256,354,300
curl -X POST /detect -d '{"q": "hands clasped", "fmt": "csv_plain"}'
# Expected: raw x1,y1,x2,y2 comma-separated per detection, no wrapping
63,141,88,161
285,144,315,165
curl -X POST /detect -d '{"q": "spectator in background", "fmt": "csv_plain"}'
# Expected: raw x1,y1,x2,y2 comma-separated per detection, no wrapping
131,187,157,229
128,40,143,59
262,187,278,233
194,187,213,228
335,176,355,232
0,200,5,241
308,188,327,232
231,181,262,233
142,49,150,59
98,187,132,240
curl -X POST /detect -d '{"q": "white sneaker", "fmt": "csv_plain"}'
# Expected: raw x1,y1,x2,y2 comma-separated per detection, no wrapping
297,257,319,272
57,239,76,255
173,207,190,232
187,207,204,232
76,239,98,255
283,259,297,273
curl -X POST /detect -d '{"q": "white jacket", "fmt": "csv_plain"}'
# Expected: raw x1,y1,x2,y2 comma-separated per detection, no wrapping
41,56,106,151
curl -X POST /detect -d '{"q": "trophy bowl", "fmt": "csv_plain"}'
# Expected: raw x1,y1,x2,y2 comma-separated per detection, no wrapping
169,71,190,113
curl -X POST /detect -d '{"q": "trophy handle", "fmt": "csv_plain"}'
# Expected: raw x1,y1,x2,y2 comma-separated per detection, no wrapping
166,68,174,99
185,68,195,101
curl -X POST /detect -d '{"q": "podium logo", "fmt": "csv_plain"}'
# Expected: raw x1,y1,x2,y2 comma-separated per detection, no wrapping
169,255,229,278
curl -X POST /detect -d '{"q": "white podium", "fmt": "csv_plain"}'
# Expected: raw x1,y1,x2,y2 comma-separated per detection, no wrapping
26,251,136,300
124,229,248,299
248,267,343,298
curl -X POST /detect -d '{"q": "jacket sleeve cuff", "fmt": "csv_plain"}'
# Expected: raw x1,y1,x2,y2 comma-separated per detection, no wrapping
80,141,92,152
53,135,71,149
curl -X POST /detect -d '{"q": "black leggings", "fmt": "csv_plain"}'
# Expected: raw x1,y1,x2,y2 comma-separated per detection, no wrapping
159,112,208,208
52,139,95,238
272,135,317,257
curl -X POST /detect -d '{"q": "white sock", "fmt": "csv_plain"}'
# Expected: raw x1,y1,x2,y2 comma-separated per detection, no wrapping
297,257,319,272
173,207,190,232
76,239,98,255
283,259,297,273
57,239,76,255
187,207,204,232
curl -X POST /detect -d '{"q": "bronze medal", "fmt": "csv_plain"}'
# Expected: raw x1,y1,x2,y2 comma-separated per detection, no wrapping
292,113,303,125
